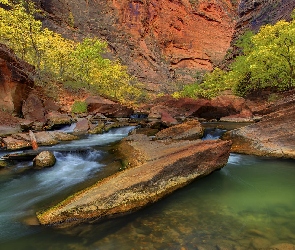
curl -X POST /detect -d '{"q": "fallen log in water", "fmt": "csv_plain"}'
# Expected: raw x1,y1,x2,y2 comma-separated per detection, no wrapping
1,151,40,161
29,130,38,150
1,148,97,162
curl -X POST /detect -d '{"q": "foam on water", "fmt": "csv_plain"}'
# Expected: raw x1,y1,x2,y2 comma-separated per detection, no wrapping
0,127,136,242
0,151,103,212
57,123,77,133
202,128,226,140
47,126,136,150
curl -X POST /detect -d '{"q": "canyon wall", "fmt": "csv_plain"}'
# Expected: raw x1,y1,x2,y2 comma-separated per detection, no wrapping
0,44,34,114
32,0,295,90
34,0,237,91
236,0,295,35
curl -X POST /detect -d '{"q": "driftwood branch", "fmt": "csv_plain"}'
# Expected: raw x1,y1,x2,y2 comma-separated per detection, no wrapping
29,130,38,150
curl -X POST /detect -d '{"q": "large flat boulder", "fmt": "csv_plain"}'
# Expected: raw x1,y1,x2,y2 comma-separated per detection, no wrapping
155,120,203,140
0,125,21,137
37,135,231,228
0,136,31,150
222,105,295,158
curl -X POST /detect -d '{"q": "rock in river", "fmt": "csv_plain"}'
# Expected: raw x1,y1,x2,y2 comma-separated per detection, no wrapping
222,103,295,158
155,120,203,140
33,151,56,169
37,134,231,228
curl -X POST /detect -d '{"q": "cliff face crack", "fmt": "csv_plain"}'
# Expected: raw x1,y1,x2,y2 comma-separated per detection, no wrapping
192,11,221,23
170,57,213,70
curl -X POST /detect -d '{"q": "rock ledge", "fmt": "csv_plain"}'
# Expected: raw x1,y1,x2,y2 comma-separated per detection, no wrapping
37,135,231,228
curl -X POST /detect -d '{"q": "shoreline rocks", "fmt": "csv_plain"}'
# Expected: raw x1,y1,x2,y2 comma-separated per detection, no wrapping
36,135,231,228
222,102,295,159
0,131,78,150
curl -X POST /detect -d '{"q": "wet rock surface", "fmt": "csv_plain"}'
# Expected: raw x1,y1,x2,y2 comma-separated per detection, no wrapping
73,119,90,135
37,135,231,228
33,151,56,169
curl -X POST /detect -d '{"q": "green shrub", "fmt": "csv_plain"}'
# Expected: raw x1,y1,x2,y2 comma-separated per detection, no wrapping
71,101,87,114
176,12,295,99
175,68,232,99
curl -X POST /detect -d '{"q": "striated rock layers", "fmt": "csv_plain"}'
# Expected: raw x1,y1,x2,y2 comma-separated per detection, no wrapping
37,135,231,228
33,0,237,89
0,44,34,114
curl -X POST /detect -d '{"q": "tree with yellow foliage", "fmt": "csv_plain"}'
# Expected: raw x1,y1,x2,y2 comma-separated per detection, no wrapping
0,0,144,104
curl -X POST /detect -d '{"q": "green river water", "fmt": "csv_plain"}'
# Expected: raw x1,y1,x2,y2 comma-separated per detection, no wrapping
0,127,295,250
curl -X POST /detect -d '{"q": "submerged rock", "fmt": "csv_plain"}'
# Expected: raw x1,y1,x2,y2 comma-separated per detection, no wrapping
37,135,231,228
0,160,7,168
270,243,295,250
33,151,56,169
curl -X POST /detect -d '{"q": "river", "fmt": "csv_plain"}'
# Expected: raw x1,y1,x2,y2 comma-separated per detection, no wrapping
0,127,295,249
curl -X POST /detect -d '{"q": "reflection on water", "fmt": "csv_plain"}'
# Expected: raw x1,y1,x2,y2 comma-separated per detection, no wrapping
1,129,295,249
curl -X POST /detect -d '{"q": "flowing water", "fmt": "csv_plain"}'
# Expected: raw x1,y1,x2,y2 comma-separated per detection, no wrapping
0,127,295,250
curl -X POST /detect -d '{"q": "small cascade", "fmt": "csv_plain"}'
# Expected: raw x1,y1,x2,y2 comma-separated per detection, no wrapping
57,123,77,133
0,126,136,242
130,113,148,119
202,128,227,140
